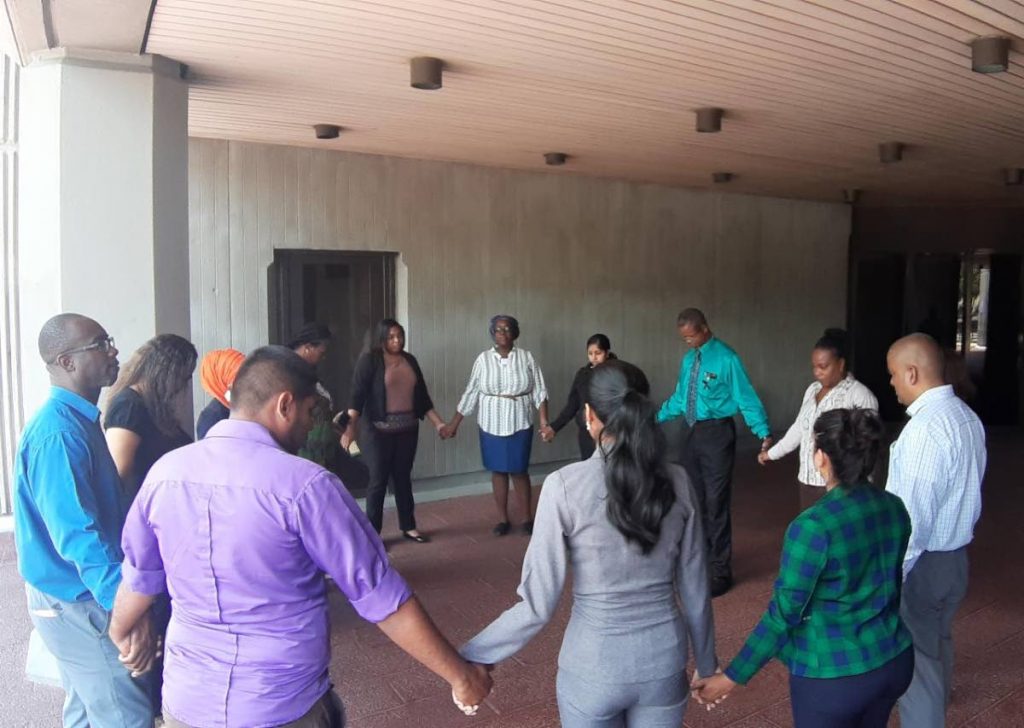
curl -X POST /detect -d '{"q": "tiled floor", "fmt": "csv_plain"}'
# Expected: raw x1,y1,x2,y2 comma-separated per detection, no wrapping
3,430,1022,727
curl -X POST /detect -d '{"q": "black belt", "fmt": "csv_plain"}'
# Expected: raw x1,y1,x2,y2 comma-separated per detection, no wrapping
693,417,733,427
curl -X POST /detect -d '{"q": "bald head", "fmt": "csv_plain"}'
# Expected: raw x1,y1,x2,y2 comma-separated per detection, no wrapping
887,333,945,406
37,313,119,402
38,313,97,364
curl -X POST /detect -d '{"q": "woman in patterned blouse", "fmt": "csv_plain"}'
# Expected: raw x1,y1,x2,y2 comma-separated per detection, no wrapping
694,408,914,728
445,315,550,536
759,328,878,511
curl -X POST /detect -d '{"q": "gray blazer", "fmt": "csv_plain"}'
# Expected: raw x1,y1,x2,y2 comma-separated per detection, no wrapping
461,452,718,683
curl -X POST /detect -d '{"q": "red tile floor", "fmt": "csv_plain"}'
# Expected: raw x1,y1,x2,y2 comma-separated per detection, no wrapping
2,429,1022,727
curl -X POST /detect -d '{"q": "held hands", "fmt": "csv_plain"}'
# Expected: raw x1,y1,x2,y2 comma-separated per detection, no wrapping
440,420,459,440
757,450,771,466
114,610,161,677
340,427,356,453
691,671,736,711
539,424,556,443
451,662,493,716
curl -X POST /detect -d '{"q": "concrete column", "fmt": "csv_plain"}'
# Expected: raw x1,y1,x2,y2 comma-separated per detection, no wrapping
16,49,190,417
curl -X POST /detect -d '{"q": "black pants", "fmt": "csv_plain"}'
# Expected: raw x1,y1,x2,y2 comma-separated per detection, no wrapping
680,418,736,579
576,426,595,461
789,647,914,727
362,426,419,533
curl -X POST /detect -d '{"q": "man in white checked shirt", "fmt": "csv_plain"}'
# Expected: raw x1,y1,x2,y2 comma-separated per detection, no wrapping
885,333,986,728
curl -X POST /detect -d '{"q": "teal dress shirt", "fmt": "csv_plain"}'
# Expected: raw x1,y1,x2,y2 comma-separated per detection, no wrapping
14,386,128,610
657,337,770,438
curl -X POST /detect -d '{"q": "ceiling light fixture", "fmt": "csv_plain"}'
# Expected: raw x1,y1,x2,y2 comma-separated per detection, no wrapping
696,107,724,133
712,172,733,183
879,142,904,164
410,57,443,90
971,37,1010,73
544,152,568,166
313,124,341,139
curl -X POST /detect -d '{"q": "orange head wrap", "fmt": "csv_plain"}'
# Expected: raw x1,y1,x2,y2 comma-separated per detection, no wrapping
199,348,245,408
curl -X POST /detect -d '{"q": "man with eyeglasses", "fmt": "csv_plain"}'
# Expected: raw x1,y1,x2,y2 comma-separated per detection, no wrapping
14,313,156,727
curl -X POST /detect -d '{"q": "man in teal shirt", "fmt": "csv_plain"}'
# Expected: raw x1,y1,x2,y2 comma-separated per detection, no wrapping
657,308,771,597
15,313,155,727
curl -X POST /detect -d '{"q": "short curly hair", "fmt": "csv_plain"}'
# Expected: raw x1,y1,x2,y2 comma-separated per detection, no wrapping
489,314,520,341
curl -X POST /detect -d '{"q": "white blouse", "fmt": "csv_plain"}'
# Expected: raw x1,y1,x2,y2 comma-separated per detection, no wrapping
457,348,548,437
767,374,879,486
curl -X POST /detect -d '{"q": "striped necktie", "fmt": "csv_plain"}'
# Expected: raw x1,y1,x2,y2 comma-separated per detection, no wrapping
685,350,701,427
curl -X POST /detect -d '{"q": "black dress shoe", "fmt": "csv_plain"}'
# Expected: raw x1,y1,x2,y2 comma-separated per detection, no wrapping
711,575,733,598
402,531,431,543
492,521,511,536
522,520,534,535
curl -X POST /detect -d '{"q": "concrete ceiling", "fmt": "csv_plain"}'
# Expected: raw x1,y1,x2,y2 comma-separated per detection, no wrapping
141,2,1024,204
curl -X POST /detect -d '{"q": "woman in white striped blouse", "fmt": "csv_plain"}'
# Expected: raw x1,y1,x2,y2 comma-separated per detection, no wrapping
759,328,878,511
445,315,550,536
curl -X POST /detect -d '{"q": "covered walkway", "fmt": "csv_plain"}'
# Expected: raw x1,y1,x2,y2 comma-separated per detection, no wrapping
4,432,1021,727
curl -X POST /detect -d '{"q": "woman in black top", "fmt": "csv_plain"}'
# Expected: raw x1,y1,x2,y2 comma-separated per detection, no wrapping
103,332,197,718
549,333,616,460
341,319,447,543
104,333,198,499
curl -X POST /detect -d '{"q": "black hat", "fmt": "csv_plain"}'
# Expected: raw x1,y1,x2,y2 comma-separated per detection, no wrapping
287,322,332,350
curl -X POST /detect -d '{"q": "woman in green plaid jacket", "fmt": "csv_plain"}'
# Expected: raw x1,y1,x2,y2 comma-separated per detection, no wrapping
695,408,914,727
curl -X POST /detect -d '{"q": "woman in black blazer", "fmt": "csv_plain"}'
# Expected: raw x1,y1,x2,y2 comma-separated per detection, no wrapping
341,319,447,543
549,333,616,460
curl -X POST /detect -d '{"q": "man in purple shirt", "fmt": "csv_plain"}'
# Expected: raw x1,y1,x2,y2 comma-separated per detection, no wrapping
108,346,490,727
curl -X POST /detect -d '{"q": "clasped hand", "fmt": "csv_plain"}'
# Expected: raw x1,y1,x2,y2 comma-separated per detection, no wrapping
690,671,736,711
451,663,493,716
112,610,161,678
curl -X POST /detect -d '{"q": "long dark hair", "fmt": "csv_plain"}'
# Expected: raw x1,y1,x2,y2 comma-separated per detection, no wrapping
812,408,884,488
587,360,676,554
372,318,405,352
106,334,198,436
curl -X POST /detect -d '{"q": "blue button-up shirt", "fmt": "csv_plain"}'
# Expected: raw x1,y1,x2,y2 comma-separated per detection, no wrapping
14,386,128,610
657,337,771,438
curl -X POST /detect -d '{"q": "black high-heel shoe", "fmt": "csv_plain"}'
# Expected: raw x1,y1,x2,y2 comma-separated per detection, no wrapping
492,521,511,536
402,531,431,543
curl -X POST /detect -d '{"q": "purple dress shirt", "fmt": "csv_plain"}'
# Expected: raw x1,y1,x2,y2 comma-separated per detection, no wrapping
120,419,412,728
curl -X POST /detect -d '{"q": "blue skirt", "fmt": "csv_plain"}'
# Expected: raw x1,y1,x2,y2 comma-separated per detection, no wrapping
479,427,533,474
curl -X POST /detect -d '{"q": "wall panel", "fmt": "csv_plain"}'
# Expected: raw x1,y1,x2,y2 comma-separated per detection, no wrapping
189,138,851,479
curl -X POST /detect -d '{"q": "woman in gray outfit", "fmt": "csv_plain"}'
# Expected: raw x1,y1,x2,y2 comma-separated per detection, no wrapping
460,360,718,727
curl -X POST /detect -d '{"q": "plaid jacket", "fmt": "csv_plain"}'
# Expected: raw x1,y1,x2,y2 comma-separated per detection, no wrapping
726,484,913,683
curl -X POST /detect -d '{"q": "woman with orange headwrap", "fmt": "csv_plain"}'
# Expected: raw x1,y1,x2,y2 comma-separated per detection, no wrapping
196,348,245,439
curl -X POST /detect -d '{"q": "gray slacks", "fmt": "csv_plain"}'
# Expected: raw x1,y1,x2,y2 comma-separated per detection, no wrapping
556,668,688,728
898,547,968,728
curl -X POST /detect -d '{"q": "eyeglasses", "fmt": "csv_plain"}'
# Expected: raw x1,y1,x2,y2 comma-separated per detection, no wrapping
494,327,513,334
49,336,116,364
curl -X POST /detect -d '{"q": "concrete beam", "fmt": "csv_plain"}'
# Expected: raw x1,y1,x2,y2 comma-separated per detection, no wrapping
0,0,155,65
